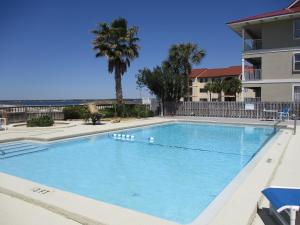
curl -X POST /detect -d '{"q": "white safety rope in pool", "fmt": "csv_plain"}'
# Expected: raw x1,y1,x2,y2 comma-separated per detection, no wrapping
109,133,254,158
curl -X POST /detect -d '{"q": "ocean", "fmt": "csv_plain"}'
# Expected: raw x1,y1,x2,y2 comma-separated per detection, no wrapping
0,99,141,107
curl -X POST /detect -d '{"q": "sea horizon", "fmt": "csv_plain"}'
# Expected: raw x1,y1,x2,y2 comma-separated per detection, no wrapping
0,98,142,107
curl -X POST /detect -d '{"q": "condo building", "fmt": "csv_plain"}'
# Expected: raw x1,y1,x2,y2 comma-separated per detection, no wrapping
228,0,300,102
189,66,254,102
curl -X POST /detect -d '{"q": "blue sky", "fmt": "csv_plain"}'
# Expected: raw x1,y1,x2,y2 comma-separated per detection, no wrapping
0,0,289,100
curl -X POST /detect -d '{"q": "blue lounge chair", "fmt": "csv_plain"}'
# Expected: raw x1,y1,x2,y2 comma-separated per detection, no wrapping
278,107,290,121
262,186,300,225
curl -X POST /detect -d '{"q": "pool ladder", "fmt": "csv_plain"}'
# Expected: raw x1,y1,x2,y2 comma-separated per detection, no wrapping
0,142,48,159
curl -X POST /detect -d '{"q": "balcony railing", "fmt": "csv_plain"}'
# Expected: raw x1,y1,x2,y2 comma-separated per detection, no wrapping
295,93,300,102
244,69,261,81
244,39,262,51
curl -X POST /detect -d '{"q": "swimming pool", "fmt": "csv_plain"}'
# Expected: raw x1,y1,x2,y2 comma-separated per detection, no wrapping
0,122,276,224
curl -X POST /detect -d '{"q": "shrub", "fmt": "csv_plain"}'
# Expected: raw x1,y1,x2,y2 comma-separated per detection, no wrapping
63,106,89,120
133,105,154,118
115,104,154,118
27,115,54,127
64,104,154,120
99,107,116,118
89,113,102,125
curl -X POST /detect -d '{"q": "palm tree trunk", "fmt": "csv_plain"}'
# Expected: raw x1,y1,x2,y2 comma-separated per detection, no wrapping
186,75,190,102
218,93,222,102
114,67,123,106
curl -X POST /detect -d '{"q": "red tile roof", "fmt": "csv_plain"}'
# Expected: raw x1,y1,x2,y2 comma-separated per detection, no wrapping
190,66,242,79
228,1,300,25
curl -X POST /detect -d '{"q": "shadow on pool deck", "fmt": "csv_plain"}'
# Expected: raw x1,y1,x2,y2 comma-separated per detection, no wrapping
257,207,300,225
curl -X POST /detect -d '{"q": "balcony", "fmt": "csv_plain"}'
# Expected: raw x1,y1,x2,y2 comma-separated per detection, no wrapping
244,69,261,81
295,93,300,102
244,39,262,51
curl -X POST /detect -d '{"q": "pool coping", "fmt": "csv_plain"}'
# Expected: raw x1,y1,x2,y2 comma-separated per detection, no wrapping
0,119,292,225
0,119,174,143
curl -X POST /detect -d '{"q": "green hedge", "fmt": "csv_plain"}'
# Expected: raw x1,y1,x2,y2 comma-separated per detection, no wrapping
99,107,115,118
63,106,89,120
63,104,154,120
27,115,54,127
114,104,154,118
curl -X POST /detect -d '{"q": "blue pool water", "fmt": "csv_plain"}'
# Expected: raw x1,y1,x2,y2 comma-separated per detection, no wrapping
0,122,275,224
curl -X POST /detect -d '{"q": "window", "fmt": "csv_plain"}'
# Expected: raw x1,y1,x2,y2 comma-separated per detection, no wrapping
189,80,193,86
189,88,193,95
198,78,208,83
294,20,300,39
294,53,300,71
199,98,207,102
199,88,206,93
212,99,218,102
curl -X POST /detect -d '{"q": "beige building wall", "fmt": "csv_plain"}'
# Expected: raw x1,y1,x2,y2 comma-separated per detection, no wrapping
190,77,248,102
261,83,293,102
243,83,300,102
244,50,300,80
190,78,219,101
262,19,300,49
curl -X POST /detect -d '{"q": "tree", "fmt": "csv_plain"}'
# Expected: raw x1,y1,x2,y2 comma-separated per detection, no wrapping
210,79,223,101
92,18,140,106
136,61,185,105
168,43,206,101
204,82,214,101
222,77,242,101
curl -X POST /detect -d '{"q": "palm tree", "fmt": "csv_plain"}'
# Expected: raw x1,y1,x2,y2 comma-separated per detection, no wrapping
92,18,140,106
210,79,223,102
222,77,242,101
204,82,214,101
168,43,206,101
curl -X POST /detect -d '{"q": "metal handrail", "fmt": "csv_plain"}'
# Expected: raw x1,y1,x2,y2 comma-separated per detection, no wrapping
294,93,300,102
244,69,261,81
244,39,262,51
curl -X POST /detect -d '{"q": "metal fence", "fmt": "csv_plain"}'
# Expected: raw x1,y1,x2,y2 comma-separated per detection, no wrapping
0,103,150,124
164,102,300,119
0,104,114,124
0,106,65,124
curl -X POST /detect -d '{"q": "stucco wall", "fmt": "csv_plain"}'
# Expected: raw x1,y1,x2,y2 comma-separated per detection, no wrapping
262,83,293,101
243,83,294,101
262,19,300,49
244,50,300,80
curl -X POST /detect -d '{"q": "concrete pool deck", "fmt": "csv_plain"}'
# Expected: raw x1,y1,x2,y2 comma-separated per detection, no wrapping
0,117,298,225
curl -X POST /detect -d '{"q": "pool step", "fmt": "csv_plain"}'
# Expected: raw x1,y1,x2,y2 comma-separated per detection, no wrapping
0,143,35,151
0,142,48,159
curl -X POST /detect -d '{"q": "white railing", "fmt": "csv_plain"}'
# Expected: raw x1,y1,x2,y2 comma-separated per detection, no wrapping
244,69,261,81
244,39,262,51
295,93,300,102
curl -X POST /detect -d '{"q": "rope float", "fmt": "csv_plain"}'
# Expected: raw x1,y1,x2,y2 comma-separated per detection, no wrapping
111,133,156,144
109,133,253,157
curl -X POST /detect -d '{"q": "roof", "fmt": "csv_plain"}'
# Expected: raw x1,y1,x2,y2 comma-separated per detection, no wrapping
228,0,300,25
190,66,242,79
